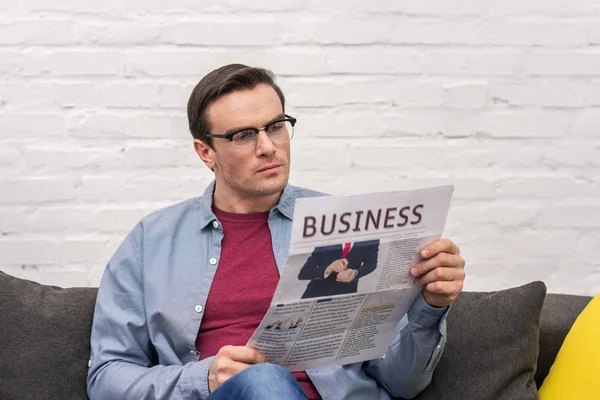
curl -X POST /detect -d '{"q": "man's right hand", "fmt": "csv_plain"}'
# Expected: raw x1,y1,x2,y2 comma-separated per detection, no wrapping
208,345,267,393
325,259,348,275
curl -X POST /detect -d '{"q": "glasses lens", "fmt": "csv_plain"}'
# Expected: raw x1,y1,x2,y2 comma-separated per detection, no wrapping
232,129,258,153
267,120,294,144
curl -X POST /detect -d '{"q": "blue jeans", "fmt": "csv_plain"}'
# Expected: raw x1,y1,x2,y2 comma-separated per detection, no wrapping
206,363,307,400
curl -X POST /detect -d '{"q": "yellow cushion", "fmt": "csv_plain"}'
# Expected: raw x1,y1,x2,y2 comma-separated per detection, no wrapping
538,294,600,400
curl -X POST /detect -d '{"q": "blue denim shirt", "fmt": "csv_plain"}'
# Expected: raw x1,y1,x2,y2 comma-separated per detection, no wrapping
87,181,448,400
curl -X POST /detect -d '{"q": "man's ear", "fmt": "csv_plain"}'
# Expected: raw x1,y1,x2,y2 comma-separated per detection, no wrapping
194,139,215,171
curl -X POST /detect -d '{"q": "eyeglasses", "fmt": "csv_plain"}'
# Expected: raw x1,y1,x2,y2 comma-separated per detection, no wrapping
205,114,297,154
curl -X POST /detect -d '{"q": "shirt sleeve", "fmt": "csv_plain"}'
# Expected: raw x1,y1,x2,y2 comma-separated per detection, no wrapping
364,292,448,399
87,224,213,400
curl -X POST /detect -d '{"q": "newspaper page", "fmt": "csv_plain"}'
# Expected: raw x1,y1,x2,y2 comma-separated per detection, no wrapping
247,185,454,372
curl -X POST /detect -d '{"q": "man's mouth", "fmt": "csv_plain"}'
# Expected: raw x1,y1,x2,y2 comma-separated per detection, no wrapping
257,163,282,173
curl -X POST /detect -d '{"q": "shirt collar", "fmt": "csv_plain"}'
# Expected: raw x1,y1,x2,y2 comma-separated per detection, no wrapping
197,180,296,230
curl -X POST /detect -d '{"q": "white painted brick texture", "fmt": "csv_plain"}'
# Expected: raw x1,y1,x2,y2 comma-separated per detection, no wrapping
0,1,599,295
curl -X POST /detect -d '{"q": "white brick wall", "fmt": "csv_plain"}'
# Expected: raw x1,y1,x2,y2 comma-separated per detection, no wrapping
0,1,599,295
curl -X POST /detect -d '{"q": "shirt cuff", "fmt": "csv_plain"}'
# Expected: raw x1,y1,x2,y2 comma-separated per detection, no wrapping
195,356,215,399
407,292,448,328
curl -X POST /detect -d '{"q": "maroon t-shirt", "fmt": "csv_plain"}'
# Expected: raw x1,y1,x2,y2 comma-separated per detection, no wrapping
195,207,321,399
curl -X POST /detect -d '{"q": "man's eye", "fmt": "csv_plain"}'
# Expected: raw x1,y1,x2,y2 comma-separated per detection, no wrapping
233,130,256,141
268,123,284,134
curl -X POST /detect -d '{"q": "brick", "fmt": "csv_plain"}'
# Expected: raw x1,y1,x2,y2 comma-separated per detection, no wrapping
19,49,127,76
451,203,541,228
74,21,160,46
349,145,447,169
472,111,572,138
0,50,19,74
286,19,586,47
280,78,342,108
20,0,226,15
293,140,352,170
327,48,424,74
443,82,489,108
157,82,195,109
423,50,524,76
18,207,145,234
497,176,600,198
0,178,77,204
66,112,171,138
544,141,600,166
490,80,594,108
125,48,328,77
78,176,211,202
535,206,600,228
0,20,75,45
64,237,121,263
0,148,21,166
227,0,302,11
525,51,600,76
573,111,600,137
0,239,62,265
161,21,281,46
21,145,120,170
121,142,197,168
395,0,599,16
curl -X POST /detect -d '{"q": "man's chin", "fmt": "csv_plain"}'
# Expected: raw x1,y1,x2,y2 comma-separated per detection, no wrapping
254,175,289,197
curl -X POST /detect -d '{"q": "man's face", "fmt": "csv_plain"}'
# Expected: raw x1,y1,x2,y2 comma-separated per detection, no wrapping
201,83,291,200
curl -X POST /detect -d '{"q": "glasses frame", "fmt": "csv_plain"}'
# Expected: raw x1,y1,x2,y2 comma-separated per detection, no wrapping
205,114,297,153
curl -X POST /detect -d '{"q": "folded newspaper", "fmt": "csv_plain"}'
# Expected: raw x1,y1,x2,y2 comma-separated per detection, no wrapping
247,186,454,371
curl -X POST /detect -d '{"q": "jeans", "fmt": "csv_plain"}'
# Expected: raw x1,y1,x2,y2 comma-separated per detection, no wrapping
206,363,307,400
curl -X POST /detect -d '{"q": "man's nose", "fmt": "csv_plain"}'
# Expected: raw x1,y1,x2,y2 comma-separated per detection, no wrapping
255,129,276,155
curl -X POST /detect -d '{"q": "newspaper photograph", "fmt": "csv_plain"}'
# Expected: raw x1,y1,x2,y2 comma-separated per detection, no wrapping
247,185,454,372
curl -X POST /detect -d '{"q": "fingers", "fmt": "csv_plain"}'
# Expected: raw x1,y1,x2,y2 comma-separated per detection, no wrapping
336,269,356,283
335,270,350,281
420,238,460,259
330,259,348,273
411,251,465,278
219,345,267,364
423,280,464,297
414,264,466,287
209,346,267,393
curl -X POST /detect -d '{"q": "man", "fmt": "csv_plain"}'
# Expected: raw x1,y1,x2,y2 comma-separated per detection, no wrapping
87,64,466,400
298,240,379,299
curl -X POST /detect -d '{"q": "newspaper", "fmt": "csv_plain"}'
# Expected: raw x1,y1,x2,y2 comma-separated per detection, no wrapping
247,186,454,372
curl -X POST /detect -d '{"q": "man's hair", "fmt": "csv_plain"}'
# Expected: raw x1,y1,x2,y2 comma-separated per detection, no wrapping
187,64,286,146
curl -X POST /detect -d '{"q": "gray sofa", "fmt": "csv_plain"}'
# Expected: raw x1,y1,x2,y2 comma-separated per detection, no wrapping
0,271,592,400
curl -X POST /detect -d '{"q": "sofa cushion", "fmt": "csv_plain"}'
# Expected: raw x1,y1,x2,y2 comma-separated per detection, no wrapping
0,270,97,400
535,293,592,387
538,293,600,399
413,281,547,400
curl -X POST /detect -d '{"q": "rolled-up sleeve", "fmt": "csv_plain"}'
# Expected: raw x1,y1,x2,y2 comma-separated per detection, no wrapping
364,292,448,399
87,224,212,400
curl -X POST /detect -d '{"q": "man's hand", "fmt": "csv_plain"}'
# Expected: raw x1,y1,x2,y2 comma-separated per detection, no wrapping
208,345,267,393
336,269,357,283
325,259,348,275
411,239,466,308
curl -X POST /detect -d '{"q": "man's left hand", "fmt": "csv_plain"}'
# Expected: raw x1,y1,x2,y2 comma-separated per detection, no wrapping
411,238,466,308
336,269,357,283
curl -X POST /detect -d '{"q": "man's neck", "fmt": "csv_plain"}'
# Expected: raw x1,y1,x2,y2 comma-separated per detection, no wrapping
212,185,282,214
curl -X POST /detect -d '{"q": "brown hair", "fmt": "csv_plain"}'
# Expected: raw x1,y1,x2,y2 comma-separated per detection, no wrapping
187,64,286,147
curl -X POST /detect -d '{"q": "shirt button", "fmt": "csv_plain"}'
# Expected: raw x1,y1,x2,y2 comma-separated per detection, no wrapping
195,305,203,313
209,258,217,265
190,350,198,356
212,221,219,229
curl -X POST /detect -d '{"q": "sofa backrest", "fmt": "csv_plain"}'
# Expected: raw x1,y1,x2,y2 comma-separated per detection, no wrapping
536,293,592,387
0,271,593,399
